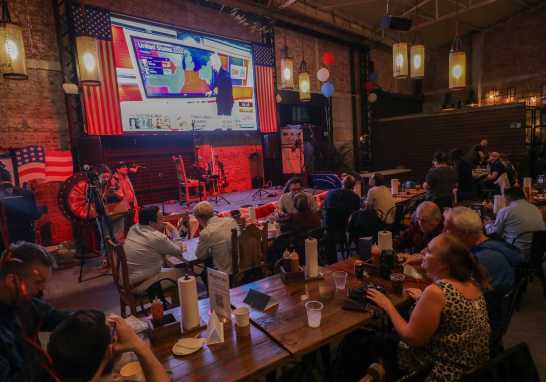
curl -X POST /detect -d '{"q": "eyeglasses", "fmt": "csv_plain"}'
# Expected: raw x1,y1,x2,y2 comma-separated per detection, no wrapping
290,187,302,192
110,322,117,344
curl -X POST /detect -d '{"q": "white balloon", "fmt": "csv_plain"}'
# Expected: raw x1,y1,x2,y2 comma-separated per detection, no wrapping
317,68,330,82
368,93,378,103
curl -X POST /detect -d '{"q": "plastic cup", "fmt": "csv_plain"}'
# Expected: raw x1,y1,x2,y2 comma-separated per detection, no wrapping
333,271,348,290
234,307,250,327
305,301,323,328
390,274,405,294
120,362,142,381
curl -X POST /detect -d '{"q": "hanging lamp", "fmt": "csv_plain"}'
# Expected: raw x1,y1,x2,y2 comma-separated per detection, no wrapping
410,5,424,79
442,93,455,110
448,0,465,90
76,1,101,86
299,59,311,102
393,31,408,79
0,1,28,80
466,89,478,106
280,44,293,90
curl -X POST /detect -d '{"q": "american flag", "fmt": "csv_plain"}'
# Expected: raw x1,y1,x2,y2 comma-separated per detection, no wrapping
16,146,46,184
69,4,123,135
44,151,73,182
252,43,278,134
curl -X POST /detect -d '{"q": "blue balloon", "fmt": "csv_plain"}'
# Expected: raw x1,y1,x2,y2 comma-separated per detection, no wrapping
322,82,334,98
369,72,378,82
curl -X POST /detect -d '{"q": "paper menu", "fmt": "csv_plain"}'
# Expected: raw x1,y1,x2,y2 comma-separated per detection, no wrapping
206,311,224,345
207,268,231,320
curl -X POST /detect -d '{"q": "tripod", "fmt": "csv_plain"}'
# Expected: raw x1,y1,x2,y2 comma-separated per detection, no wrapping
208,176,230,204
77,176,112,283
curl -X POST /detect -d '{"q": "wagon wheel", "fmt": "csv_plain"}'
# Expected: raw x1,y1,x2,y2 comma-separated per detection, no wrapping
57,172,94,225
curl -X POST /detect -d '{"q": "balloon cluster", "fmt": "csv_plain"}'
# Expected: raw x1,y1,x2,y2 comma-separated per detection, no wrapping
365,72,379,103
318,52,335,98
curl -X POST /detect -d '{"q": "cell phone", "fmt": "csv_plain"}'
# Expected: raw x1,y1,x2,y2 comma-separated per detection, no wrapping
483,216,492,221
342,300,369,312
166,370,174,380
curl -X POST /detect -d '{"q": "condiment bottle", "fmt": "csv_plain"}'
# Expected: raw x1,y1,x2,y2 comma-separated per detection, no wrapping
283,249,292,270
240,215,247,227
290,251,299,272
514,180,520,187
151,297,164,321
371,244,381,266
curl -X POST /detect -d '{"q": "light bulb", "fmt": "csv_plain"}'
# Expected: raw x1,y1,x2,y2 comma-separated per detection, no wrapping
284,68,291,81
301,81,309,92
84,53,95,71
453,65,462,78
397,54,404,67
413,54,421,69
6,40,18,60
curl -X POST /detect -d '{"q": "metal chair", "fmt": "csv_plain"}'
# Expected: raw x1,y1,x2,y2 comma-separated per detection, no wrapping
307,226,328,241
317,234,352,265
511,230,546,308
347,209,385,250
383,205,405,237
489,278,526,357
231,223,269,288
269,230,298,266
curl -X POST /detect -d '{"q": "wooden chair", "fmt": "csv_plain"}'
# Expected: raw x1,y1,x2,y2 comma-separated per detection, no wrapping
163,211,191,238
173,155,202,206
105,236,178,317
231,223,269,287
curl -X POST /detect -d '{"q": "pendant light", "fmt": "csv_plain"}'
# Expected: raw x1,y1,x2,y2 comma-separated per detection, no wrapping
280,33,293,90
410,5,424,79
298,0,310,101
393,31,408,79
76,1,101,86
466,89,478,106
448,0,465,90
442,93,454,111
0,1,28,80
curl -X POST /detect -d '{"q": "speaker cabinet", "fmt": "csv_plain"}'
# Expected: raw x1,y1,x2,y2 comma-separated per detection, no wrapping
263,134,280,158
76,136,104,170
381,14,412,31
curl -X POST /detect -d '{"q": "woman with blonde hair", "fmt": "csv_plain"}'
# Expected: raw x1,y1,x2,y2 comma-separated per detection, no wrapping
367,233,491,381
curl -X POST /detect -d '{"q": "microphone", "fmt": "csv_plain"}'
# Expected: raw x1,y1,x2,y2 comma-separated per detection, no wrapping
83,164,91,171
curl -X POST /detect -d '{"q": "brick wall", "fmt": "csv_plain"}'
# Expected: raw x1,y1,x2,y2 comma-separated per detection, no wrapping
370,47,413,95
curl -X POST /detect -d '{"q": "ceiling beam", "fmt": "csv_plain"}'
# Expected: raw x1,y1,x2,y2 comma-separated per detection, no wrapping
277,0,298,10
408,0,498,30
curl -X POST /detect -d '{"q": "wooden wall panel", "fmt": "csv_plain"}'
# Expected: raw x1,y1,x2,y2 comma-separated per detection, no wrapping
371,103,527,183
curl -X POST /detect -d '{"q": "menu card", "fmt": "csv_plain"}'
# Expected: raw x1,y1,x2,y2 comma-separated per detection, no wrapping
206,311,224,345
207,268,231,320
243,289,279,311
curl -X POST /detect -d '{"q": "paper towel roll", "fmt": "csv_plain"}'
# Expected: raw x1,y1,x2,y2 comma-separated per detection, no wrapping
378,230,393,251
493,195,506,214
523,178,532,191
305,238,319,278
391,179,398,195
178,275,200,330
249,207,257,223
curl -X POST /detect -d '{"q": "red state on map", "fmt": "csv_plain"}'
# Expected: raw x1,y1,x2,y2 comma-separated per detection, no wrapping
180,70,210,94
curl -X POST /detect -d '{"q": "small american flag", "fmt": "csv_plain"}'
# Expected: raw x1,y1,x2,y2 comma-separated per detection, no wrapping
252,43,278,134
44,151,73,182
69,4,123,135
16,146,46,184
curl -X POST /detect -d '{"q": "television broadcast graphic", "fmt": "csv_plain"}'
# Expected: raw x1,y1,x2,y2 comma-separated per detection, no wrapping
112,18,257,132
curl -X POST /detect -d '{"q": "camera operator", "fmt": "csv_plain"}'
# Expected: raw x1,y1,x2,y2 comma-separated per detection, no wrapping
93,165,125,268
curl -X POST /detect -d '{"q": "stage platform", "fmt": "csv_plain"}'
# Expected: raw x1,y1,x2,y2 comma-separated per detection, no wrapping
144,187,329,215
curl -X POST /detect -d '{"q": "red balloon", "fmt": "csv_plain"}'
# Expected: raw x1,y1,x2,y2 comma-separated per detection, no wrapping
365,81,374,92
323,52,335,66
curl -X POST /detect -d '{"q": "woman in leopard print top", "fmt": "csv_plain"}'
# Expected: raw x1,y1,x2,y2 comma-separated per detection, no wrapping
367,234,491,382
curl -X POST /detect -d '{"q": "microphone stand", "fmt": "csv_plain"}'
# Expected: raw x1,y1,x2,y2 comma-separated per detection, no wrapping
245,133,276,200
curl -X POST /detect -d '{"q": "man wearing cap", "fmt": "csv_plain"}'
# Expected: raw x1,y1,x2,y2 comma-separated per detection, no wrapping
478,152,506,197
114,162,139,236
0,169,43,253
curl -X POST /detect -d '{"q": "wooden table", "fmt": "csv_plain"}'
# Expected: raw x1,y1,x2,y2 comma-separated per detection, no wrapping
112,299,290,382
230,256,418,358
472,170,490,179
389,189,427,205
360,169,412,178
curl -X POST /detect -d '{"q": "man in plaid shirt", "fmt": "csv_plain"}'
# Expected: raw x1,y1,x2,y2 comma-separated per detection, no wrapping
393,201,444,264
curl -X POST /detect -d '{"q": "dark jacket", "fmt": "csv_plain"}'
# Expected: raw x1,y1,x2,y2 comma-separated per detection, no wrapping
470,239,522,341
279,210,321,252
0,183,43,253
0,297,73,381
209,66,234,115
324,188,361,233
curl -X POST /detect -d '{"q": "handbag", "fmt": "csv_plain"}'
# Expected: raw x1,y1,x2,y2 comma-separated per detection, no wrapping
104,200,129,221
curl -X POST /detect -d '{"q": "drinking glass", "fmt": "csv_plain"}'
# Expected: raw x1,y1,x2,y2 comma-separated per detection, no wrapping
305,301,323,328
181,237,187,252
333,271,348,290
390,273,405,294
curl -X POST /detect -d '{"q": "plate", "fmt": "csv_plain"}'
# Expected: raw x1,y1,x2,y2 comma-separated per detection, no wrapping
172,338,206,356
533,196,546,201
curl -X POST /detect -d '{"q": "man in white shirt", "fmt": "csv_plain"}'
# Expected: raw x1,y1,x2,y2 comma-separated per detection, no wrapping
124,206,187,294
193,201,238,286
485,187,545,260
275,177,320,218
366,173,396,224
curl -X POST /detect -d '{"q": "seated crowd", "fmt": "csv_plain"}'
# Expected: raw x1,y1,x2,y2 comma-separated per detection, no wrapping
1,140,543,382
